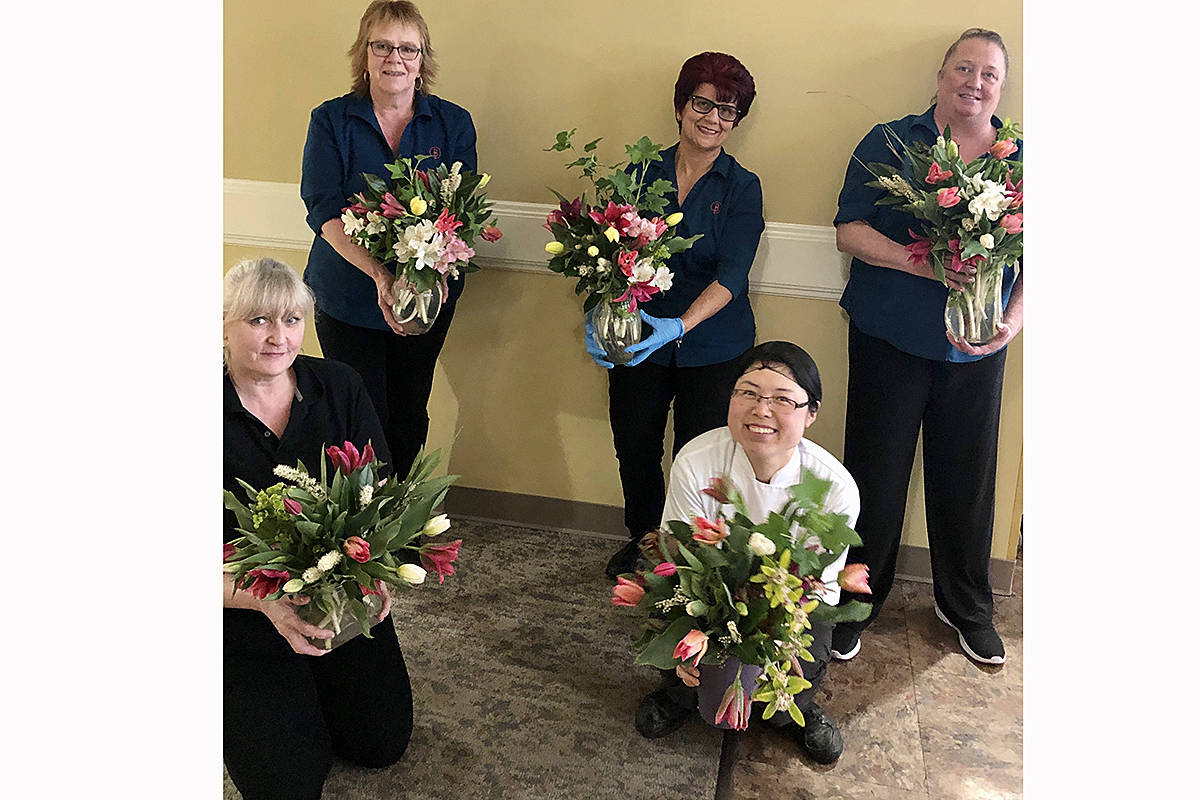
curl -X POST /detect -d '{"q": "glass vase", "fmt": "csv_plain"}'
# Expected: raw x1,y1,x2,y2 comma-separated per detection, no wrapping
697,657,762,730
944,259,1005,345
591,298,642,366
294,590,383,652
392,280,443,335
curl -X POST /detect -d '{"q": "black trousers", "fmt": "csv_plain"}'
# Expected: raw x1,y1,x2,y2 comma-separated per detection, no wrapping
223,612,414,800
840,322,1006,633
607,351,747,539
314,293,457,479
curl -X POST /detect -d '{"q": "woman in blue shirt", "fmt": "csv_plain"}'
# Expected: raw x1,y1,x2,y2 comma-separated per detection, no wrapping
830,28,1023,666
301,0,477,478
595,52,766,579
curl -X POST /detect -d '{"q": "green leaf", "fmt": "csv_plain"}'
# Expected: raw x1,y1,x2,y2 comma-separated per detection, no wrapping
664,233,702,254
625,136,663,165
634,616,697,669
546,129,576,152
808,599,872,624
362,172,389,196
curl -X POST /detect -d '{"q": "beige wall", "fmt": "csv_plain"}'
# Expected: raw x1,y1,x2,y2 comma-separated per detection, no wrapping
224,1,1023,560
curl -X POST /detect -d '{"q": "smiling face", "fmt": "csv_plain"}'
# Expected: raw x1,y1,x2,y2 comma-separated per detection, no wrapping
935,37,1006,122
224,311,305,382
366,21,423,97
676,82,735,154
727,367,818,480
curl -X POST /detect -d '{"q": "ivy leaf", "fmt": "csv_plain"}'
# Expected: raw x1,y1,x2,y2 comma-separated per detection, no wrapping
545,129,576,152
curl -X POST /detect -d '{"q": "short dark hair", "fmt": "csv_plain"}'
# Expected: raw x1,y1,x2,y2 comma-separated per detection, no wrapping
736,341,822,410
673,52,756,127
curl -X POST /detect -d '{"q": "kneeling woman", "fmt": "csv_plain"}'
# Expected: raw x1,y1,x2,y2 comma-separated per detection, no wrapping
222,257,413,800
635,341,859,765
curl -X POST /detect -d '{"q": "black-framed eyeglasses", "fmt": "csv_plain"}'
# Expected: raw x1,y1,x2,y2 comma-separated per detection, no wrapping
731,388,808,413
689,95,739,122
368,41,422,61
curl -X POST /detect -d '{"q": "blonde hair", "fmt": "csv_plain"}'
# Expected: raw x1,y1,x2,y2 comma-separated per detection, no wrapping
931,28,1010,105
223,257,314,324
348,1,438,97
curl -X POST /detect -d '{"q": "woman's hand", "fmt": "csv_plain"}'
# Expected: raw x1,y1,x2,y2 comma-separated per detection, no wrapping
941,265,975,291
676,663,701,688
947,320,1014,356
260,595,333,657
374,273,409,336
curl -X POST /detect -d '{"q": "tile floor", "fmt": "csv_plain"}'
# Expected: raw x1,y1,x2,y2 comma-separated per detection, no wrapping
725,555,1023,799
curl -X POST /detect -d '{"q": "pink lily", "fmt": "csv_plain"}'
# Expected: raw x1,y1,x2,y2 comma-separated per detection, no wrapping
613,282,660,312
380,192,406,219
904,229,933,267
434,208,463,235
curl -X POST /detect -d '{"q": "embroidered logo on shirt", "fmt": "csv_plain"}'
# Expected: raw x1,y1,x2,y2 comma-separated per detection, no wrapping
429,145,442,159
710,201,722,215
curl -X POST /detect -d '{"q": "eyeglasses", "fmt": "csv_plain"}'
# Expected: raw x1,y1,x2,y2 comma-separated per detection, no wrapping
368,41,422,61
689,95,739,122
731,388,809,413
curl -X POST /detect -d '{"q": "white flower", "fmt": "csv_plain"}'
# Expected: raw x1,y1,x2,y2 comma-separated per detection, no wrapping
979,233,995,249
577,264,593,277
316,550,342,573
966,179,1009,222
302,567,322,583
423,514,451,537
364,211,386,236
961,217,976,232
652,266,674,291
629,259,656,284
748,532,776,556
595,258,610,274
359,485,375,506
341,210,364,236
397,563,427,585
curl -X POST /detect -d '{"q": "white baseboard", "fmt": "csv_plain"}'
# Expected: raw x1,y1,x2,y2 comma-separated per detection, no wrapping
223,178,849,301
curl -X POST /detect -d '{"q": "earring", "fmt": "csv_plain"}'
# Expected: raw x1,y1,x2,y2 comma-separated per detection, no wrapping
415,74,422,92
363,69,370,82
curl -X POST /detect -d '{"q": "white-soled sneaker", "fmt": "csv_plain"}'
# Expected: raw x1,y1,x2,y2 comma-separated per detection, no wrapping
934,603,1005,664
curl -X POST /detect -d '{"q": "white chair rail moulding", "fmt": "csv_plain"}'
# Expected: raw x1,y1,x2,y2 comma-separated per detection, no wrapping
223,178,849,300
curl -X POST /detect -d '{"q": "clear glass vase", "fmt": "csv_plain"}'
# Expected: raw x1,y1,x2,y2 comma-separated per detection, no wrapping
392,280,443,335
945,259,1005,345
592,298,642,366
294,590,383,652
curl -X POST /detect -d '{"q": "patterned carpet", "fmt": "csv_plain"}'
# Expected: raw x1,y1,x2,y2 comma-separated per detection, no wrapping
224,517,725,799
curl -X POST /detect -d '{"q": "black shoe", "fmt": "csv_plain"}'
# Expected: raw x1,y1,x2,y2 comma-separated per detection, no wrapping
792,703,843,764
605,539,641,580
830,624,861,661
934,603,1005,664
635,687,694,739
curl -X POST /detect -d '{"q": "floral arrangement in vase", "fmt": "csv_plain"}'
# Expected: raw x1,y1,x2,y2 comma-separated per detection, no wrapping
340,156,502,334
611,473,872,730
223,443,462,650
543,130,700,364
863,118,1023,344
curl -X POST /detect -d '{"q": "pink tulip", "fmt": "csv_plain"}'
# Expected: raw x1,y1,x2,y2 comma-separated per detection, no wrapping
999,213,1023,234
904,229,933,267
283,498,303,515
481,225,503,242
691,515,728,547
611,575,646,607
223,542,236,562
701,476,733,504
652,562,677,577
419,540,463,584
837,563,872,594
989,138,1018,159
673,629,709,667
380,192,406,219
936,187,962,208
343,536,371,564
326,442,375,475
714,679,750,731
925,162,954,184
246,568,290,600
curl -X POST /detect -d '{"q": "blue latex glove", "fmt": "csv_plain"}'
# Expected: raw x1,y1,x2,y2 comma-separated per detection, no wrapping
584,310,615,369
624,310,685,367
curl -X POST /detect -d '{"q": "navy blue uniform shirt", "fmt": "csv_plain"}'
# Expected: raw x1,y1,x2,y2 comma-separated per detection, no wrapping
834,106,1022,362
636,143,764,367
301,92,477,330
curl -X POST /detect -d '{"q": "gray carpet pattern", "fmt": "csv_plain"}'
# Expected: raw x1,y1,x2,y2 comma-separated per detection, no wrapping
224,518,724,799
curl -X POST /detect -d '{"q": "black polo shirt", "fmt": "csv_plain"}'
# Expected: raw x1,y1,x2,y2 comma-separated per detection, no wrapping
223,354,390,542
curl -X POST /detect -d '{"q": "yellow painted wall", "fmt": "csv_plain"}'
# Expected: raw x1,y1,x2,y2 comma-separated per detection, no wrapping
224,0,1023,560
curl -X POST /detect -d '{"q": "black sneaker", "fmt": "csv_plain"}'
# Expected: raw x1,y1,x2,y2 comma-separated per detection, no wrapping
830,624,861,661
605,539,641,580
635,687,694,739
792,703,843,764
934,604,1005,664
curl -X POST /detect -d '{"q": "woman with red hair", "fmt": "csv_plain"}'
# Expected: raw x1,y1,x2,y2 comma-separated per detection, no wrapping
595,52,767,583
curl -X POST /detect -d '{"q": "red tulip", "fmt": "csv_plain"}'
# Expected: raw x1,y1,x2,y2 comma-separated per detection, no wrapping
419,539,463,584
326,441,375,475
246,568,290,600
481,225,503,242
611,576,645,607
652,562,677,577
837,563,872,594
343,536,371,563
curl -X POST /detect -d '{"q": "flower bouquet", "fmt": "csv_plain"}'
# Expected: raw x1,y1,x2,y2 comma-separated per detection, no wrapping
611,474,872,730
543,130,700,365
223,442,463,651
863,118,1023,344
341,156,502,334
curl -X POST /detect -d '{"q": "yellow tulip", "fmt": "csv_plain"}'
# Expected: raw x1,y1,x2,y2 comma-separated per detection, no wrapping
603,226,620,243
477,173,491,189
587,245,599,257
545,241,565,255
665,212,684,226
409,196,428,216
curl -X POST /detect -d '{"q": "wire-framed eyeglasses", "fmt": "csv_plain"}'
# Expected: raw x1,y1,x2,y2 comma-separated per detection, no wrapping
731,388,809,413
369,41,422,61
